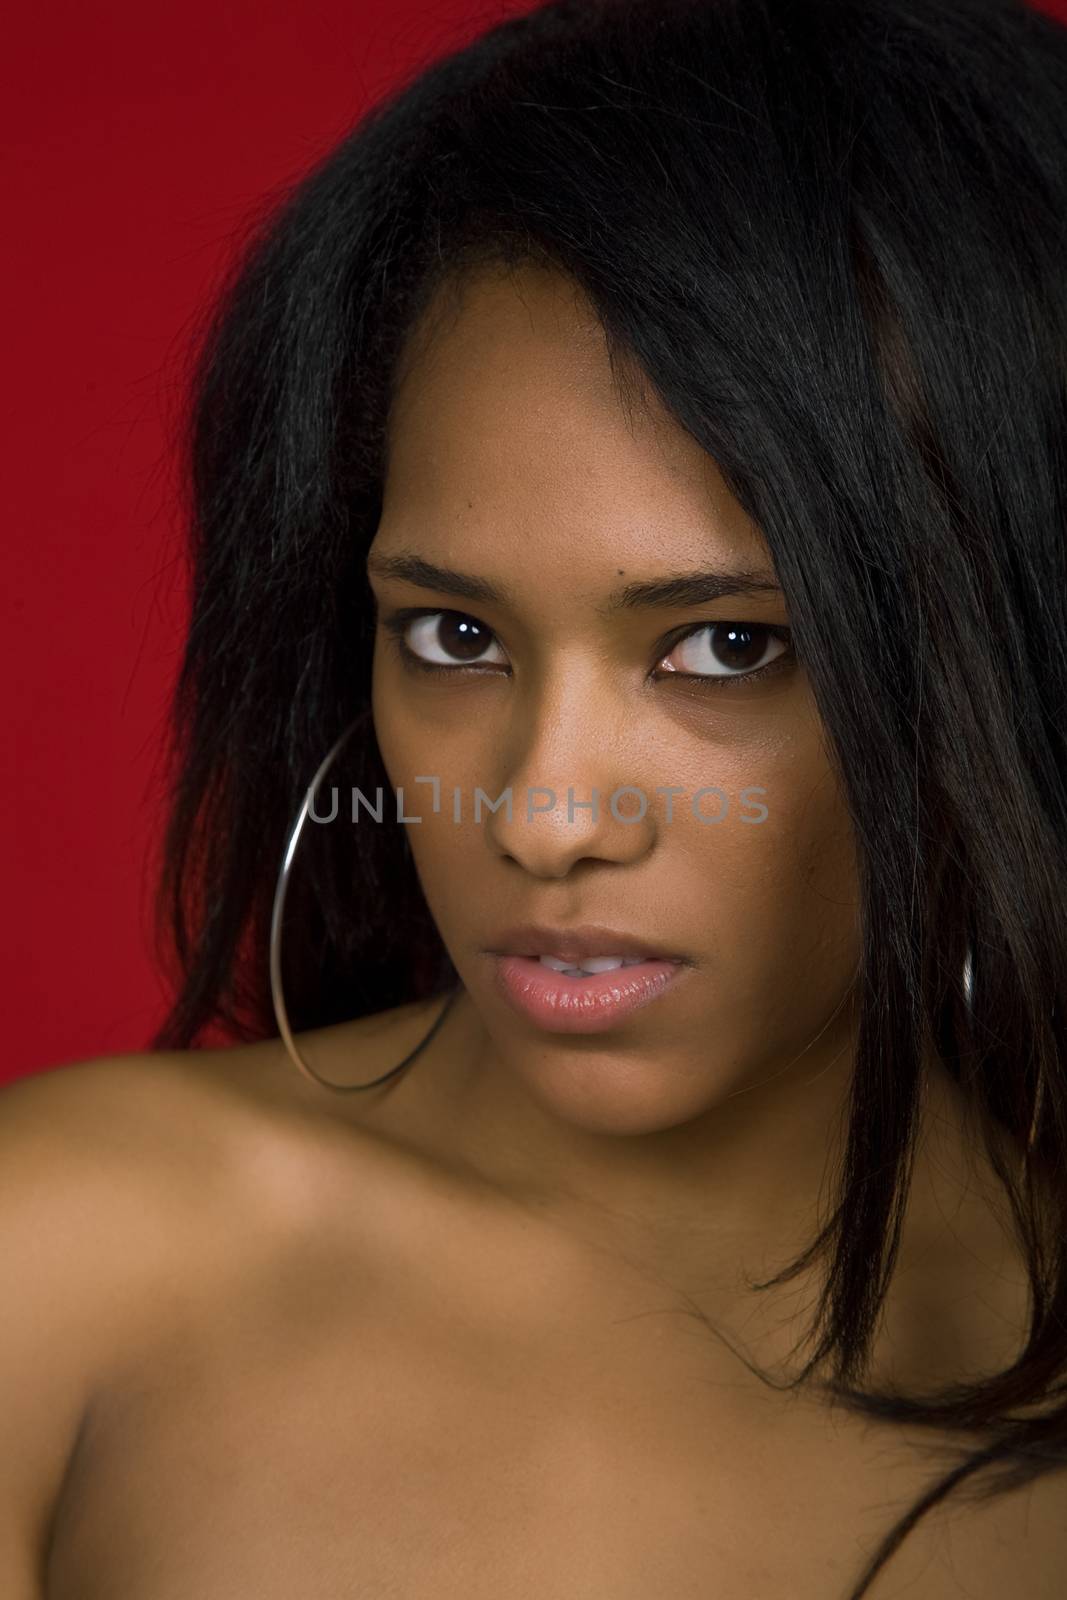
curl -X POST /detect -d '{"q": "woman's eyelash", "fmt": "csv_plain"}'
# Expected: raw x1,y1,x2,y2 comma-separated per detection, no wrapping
380,607,795,689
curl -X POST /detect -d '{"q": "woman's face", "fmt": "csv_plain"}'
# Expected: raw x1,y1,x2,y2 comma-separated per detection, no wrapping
368,262,861,1141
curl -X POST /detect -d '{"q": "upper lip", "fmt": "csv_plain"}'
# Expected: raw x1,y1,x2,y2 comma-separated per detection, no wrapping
486,923,686,964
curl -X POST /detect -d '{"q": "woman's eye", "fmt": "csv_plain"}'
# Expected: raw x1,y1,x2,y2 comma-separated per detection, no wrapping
390,610,508,669
657,622,791,682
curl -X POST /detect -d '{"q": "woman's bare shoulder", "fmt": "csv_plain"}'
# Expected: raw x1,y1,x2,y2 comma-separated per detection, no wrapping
0,1029,430,1594
0,1002,449,1265
0,1050,274,1293
1,1046,276,1204
0,1053,246,1590
0,1050,224,1200
0,1030,413,1422
1,993,439,1156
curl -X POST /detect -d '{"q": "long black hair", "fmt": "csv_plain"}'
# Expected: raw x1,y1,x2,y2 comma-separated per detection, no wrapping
151,0,1067,1590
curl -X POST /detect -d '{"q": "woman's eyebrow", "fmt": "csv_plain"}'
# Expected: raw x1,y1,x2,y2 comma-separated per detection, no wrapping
367,550,782,612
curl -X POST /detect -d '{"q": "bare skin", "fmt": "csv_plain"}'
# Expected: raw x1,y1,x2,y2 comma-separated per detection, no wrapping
33,1014,1057,1600
22,261,1066,1595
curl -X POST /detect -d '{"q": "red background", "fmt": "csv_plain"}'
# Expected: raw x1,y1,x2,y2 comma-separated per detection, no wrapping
5,0,1065,1084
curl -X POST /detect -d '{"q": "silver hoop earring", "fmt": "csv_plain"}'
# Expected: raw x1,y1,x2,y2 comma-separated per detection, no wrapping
269,714,461,1093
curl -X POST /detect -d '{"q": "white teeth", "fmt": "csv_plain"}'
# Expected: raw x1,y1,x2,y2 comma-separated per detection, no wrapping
537,954,650,976
538,955,582,973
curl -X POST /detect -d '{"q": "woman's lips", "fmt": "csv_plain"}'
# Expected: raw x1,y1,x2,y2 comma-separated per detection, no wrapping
488,953,688,1033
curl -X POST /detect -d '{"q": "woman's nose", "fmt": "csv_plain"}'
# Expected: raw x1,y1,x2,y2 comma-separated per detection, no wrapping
484,776,657,878
481,686,658,877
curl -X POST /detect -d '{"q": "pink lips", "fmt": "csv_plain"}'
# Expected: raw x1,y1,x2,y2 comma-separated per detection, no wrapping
490,954,687,1033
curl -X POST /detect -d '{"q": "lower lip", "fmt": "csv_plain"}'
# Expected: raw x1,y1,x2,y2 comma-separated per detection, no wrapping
489,954,687,1033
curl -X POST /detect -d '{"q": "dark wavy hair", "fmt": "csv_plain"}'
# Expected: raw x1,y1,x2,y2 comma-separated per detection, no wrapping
151,0,1067,1591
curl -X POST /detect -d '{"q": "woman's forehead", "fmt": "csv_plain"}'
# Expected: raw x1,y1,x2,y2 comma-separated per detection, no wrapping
382,265,767,562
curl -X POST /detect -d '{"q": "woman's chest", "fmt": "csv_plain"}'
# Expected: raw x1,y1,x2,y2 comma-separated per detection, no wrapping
43,1247,961,1600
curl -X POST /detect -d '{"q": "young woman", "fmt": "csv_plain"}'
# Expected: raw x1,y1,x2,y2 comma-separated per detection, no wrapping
5,0,1067,1595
